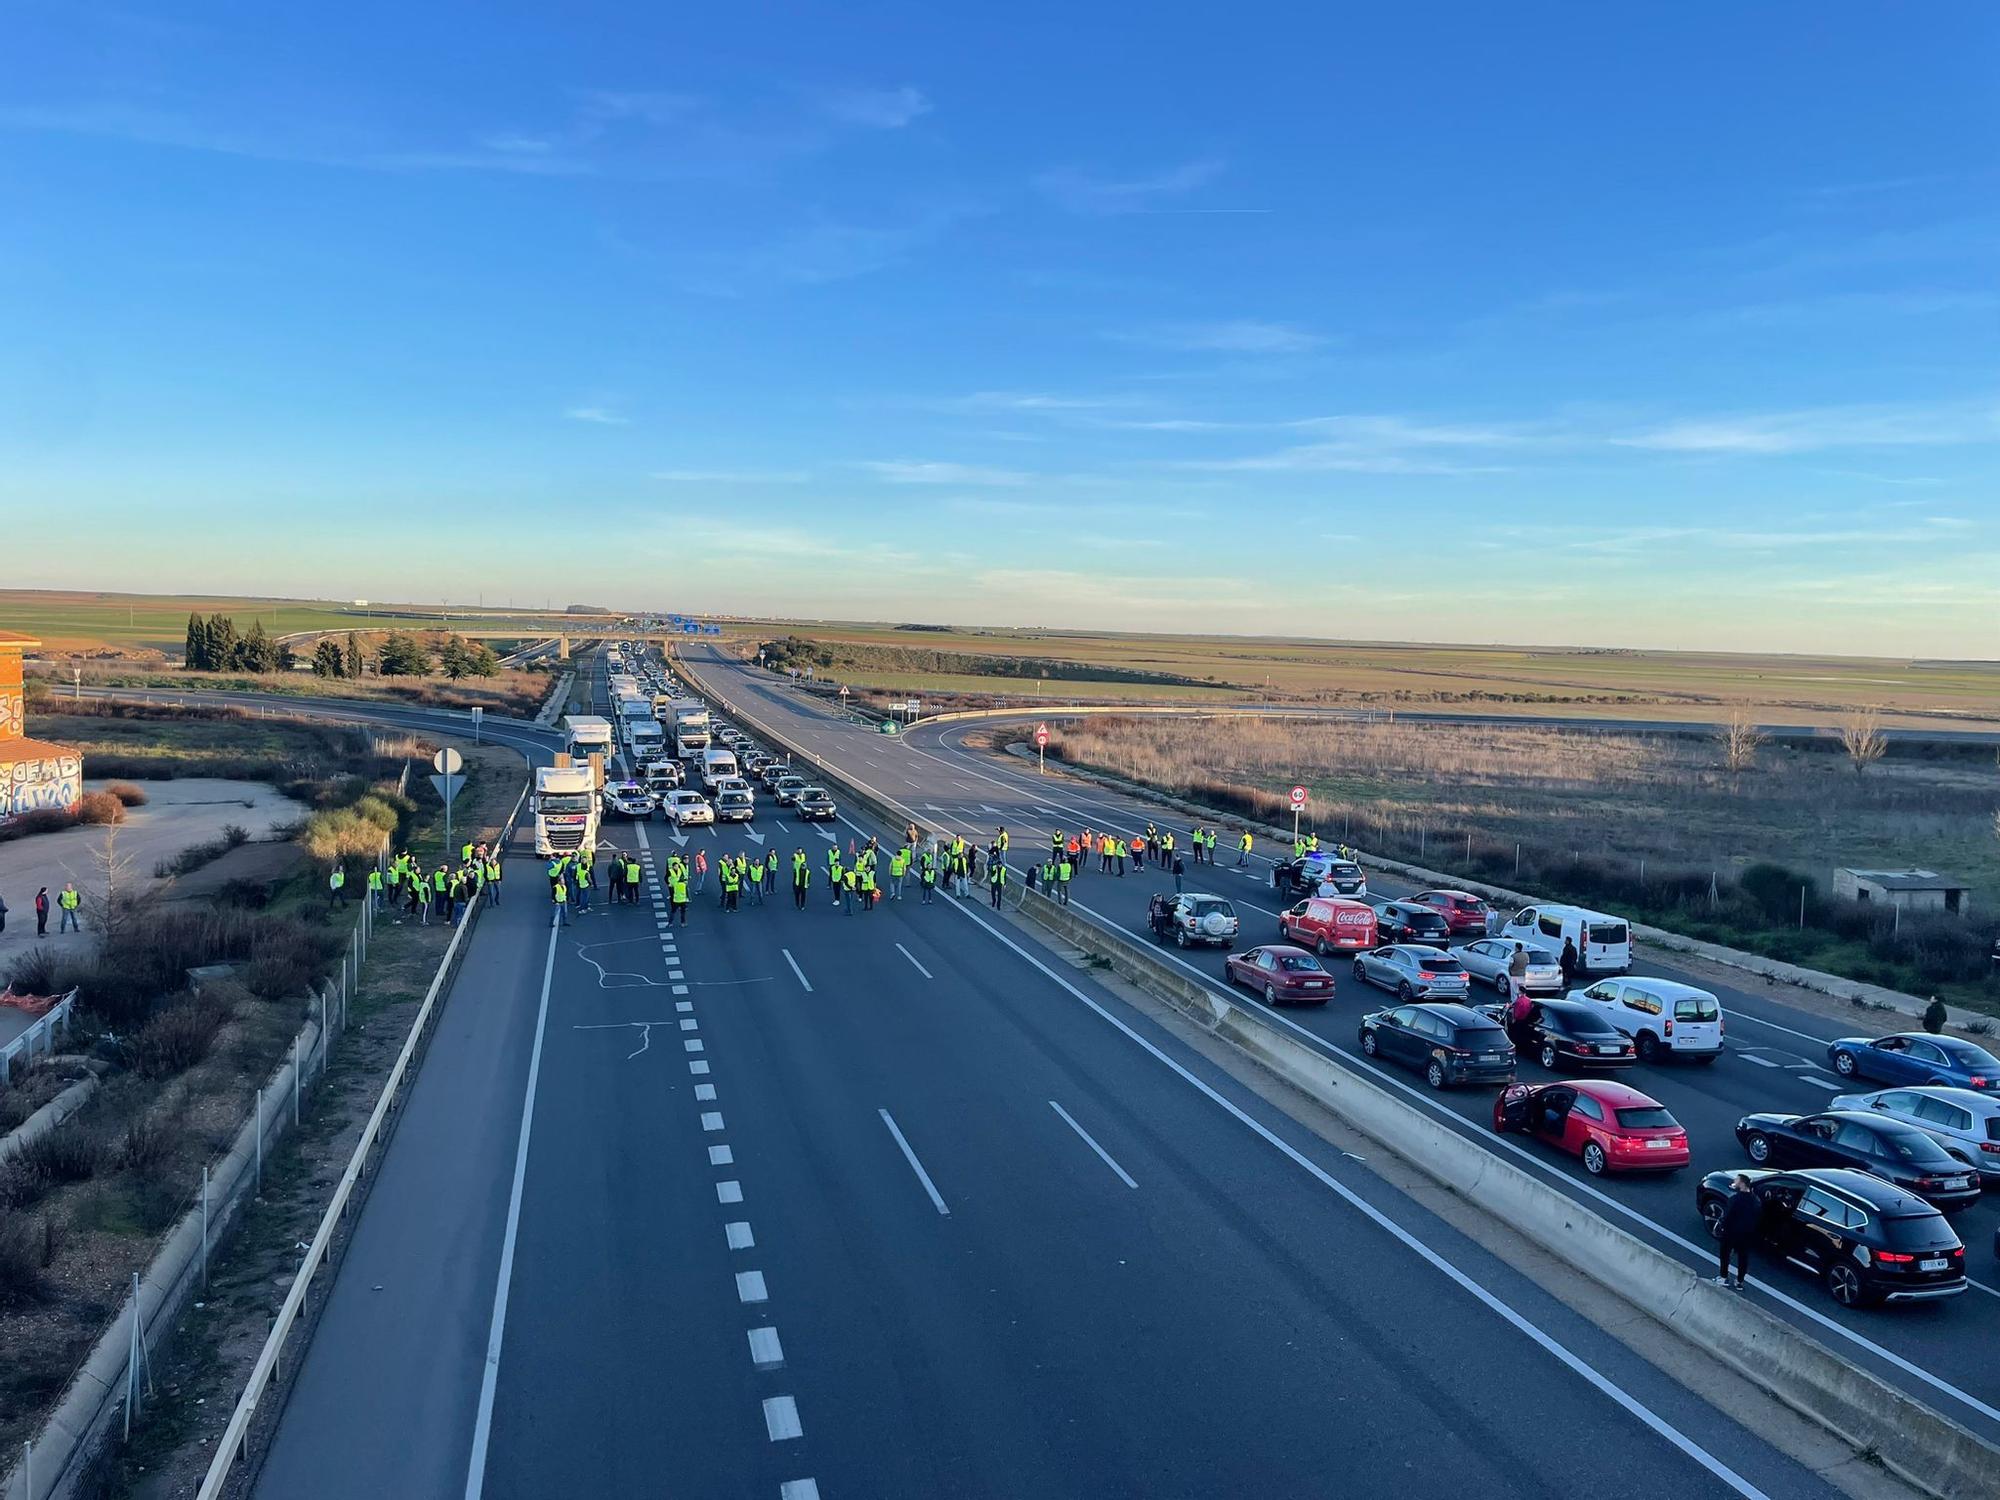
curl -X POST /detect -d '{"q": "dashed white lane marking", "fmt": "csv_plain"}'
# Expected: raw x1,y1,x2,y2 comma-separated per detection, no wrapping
1741,1054,1780,1068
684,1038,705,1053
780,1481,821,1500
673,983,691,995
895,942,933,979
710,1145,734,1165
676,1001,694,1013
1049,1099,1138,1190
736,1270,769,1304
879,1108,950,1216
1800,1073,1844,1090
702,1111,726,1131
762,1395,803,1441
748,1326,785,1371
695,1083,717,1101
726,1221,755,1250
670,969,686,980
681,1018,700,1031
781,948,813,992
716,1180,742,1203
690,1060,711,1075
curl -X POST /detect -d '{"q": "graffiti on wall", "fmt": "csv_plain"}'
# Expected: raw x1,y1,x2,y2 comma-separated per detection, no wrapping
2,755,84,821
0,690,21,740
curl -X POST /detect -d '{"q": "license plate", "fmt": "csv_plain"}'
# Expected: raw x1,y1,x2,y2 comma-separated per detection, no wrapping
1598,1045,1622,1055
1644,1139,1670,1149
1303,981,1325,989
1920,1258,1949,1272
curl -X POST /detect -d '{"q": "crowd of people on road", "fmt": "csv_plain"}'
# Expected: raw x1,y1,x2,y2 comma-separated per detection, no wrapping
375,841,502,925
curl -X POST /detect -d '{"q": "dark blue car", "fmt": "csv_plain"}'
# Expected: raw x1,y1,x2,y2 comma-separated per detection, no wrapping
1827,1033,2000,1092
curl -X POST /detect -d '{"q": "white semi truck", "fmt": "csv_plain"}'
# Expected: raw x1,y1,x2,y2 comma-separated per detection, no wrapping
563,715,615,766
532,763,599,857
672,698,711,759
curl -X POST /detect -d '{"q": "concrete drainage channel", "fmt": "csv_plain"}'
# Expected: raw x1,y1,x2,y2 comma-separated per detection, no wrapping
673,651,2000,1500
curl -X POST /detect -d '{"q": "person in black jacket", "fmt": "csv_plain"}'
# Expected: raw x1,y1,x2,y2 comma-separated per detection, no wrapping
1716,1174,1759,1289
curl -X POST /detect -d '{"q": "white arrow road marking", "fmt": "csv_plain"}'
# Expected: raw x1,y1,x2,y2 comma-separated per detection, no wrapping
810,824,837,843
744,829,767,845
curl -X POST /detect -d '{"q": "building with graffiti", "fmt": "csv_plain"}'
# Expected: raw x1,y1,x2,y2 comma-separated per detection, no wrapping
0,631,83,825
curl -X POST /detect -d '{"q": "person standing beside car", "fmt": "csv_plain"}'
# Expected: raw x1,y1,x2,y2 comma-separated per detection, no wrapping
1716,1174,1758,1290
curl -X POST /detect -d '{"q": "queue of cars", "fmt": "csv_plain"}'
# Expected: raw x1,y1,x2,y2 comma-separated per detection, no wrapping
1194,859,2000,1302
596,650,840,827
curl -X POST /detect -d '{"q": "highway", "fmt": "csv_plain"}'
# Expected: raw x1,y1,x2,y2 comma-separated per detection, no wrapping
134,646,1850,1500
677,640,2000,1449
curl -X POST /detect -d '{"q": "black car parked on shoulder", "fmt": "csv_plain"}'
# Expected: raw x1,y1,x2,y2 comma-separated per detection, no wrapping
1696,1168,1967,1306
1733,1110,1981,1212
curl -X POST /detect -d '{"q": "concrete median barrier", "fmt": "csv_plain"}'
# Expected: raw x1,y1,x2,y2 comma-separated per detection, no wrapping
675,648,2000,1500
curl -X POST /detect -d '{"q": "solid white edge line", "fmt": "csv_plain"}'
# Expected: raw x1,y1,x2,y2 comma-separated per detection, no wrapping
878,1107,950,1215
782,947,813,992
463,910,562,1500
933,898,1770,1500
895,942,934,979
1049,1099,1138,1189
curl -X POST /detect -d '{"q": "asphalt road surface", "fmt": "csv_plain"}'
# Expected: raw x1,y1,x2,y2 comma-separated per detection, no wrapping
183,648,1855,1500
678,639,2000,1449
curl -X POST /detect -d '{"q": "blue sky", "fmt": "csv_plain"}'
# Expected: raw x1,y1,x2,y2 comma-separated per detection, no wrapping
2,1,1996,654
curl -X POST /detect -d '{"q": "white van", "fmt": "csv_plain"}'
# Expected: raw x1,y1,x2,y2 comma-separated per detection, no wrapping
700,747,740,792
1565,977,1723,1062
1500,904,1632,975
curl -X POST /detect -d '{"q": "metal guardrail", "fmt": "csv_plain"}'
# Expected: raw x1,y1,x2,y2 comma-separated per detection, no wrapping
193,776,531,1500
0,990,76,1087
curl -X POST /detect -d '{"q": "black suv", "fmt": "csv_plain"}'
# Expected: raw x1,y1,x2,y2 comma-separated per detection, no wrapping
1370,899,1452,946
1271,855,1366,897
1491,998,1636,1071
1359,1003,1516,1090
1733,1111,1981,1212
1696,1168,1967,1306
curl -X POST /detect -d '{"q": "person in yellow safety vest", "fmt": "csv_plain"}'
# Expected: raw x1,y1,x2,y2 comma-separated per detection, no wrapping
573,850,592,912
413,872,431,925
1056,855,1072,907
1052,829,1064,855
829,852,845,908
1238,830,1254,866
792,851,811,910
857,863,877,911
385,860,402,903
552,877,570,926
988,858,1008,908
1307,833,1319,854
996,826,1009,855
1294,836,1307,859
890,846,909,899
367,866,384,909
1160,830,1174,868
841,864,859,915
461,839,474,865
747,853,766,905
486,857,503,906
718,857,740,912
919,847,938,904
669,871,690,925
328,865,347,908
54,882,81,933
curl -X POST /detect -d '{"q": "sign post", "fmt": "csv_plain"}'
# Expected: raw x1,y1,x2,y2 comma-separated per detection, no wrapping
470,706,482,744
1289,785,1307,850
1034,722,1050,775
431,747,465,857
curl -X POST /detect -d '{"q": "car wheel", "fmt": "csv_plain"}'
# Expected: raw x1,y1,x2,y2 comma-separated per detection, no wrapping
1636,1032,1660,1062
1315,936,1328,958
1175,929,1188,949
1832,1051,1857,1077
1361,1030,1378,1056
1264,983,1279,1008
1425,1058,1447,1090
1745,1132,1771,1164
1699,1199,1724,1239
1352,959,1367,982
1825,1262,1865,1308
1582,1141,1607,1175
1397,980,1414,1001
1538,1042,1557,1069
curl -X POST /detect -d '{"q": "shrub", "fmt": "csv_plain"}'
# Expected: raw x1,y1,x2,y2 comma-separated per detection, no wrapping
299,805,393,863
0,807,76,840
14,1123,110,1186
129,993,232,1079
0,1212,54,1307
72,790,127,825
105,781,149,807
120,1114,173,1173
222,821,249,847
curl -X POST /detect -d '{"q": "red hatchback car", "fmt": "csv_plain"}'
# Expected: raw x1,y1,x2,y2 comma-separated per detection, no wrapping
1413,890,1492,937
1493,1079,1690,1175
1224,944,1336,1006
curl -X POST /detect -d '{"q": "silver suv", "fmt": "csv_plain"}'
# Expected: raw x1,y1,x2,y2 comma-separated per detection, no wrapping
1830,1086,2000,1183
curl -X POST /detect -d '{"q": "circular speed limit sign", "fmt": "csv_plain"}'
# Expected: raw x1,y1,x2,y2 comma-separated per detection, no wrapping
1289,785,1307,809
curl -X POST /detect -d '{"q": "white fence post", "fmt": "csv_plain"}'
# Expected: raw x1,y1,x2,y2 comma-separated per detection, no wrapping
200,1166,211,1291
254,1088,263,1195
291,1037,300,1126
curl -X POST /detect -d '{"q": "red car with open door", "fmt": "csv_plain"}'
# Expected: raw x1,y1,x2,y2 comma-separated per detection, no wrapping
1493,1079,1689,1175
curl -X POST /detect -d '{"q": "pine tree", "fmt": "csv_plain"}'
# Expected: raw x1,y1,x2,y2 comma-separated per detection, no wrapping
312,639,346,678
344,631,362,678
209,614,240,671
238,620,279,673
469,643,500,677
184,611,206,670
376,632,432,677
438,635,473,680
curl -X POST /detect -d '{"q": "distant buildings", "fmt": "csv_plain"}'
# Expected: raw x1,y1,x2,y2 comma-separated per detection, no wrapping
1834,867,1972,918
0,632,83,825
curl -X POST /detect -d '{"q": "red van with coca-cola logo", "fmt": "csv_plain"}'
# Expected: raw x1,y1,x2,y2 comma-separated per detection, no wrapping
1279,897,1378,957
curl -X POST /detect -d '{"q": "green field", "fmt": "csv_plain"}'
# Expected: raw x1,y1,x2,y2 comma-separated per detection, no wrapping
0,589,605,657
722,620,2000,730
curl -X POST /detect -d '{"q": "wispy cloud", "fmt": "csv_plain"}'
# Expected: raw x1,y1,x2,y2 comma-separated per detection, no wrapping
564,406,630,425
821,86,931,129
861,460,1028,486
1116,320,1327,355
651,468,807,483
1033,156,1227,215
943,391,1141,414
1614,400,2000,454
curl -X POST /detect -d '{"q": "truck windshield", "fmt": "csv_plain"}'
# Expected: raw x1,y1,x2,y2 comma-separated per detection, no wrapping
539,793,593,813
